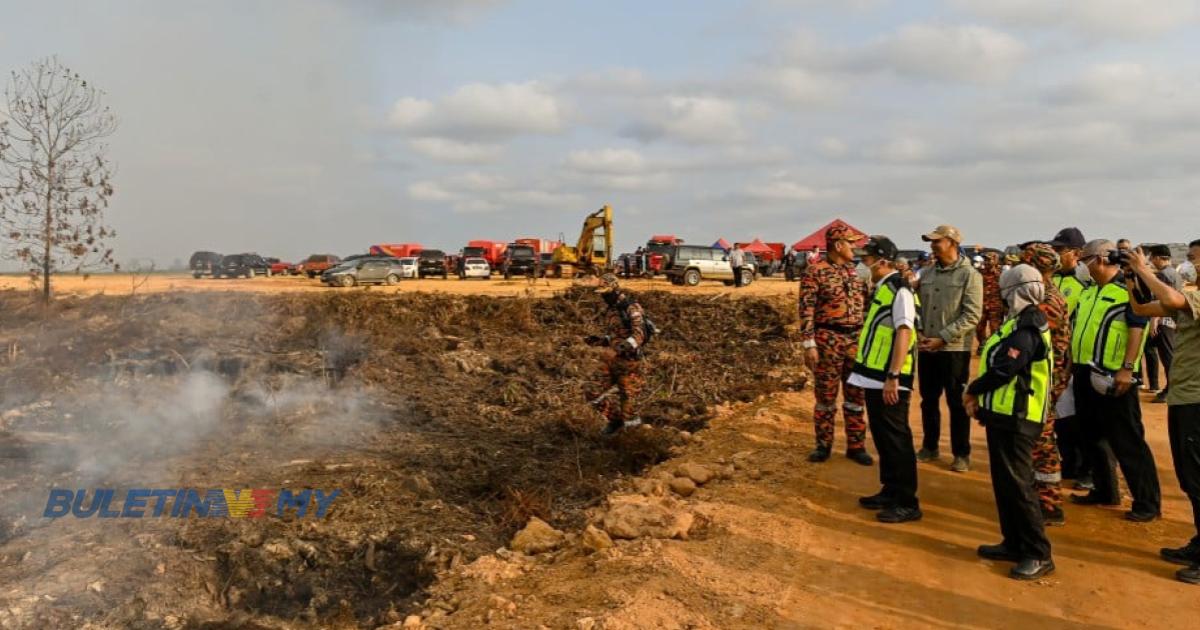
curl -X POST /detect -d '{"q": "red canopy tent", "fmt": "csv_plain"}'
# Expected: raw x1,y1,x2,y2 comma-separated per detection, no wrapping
712,238,731,251
792,219,868,252
738,238,773,254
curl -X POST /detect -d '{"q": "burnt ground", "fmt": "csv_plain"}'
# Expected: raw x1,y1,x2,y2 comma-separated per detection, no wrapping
0,288,801,628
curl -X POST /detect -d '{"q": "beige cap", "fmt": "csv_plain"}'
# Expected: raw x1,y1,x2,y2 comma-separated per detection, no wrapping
1081,239,1115,259
921,225,963,243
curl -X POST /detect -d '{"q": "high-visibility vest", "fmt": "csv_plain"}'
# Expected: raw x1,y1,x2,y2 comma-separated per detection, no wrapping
978,313,1052,424
1053,271,1088,316
853,274,918,388
1070,279,1145,372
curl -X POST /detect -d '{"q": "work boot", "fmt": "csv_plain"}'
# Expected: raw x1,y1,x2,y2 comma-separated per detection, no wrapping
1042,506,1066,527
1010,558,1055,580
977,543,1020,562
1161,541,1200,566
858,492,893,511
1070,493,1119,507
1152,391,1168,404
1177,564,1200,585
950,456,970,473
916,448,939,463
846,449,874,466
807,446,831,463
1125,509,1161,523
876,506,922,523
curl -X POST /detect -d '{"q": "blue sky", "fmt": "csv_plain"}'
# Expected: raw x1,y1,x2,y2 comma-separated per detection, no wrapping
2,0,1199,266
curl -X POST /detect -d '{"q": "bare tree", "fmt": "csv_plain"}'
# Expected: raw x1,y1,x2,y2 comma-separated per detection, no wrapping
0,57,117,302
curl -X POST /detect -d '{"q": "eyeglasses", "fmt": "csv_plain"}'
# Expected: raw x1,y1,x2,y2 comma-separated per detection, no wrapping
1080,254,1099,265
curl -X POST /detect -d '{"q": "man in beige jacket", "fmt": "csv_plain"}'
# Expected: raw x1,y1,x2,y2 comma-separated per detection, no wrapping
916,225,984,472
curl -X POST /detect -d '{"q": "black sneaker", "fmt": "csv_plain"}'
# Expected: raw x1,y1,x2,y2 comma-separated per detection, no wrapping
1042,507,1066,527
1125,509,1161,523
1161,542,1200,566
807,447,831,463
1152,392,1168,404
977,543,1020,562
1010,558,1055,580
846,449,874,466
916,448,939,463
858,493,893,510
1074,477,1095,491
877,506,922,523
1177,564,1200,585
1070,493,1119,507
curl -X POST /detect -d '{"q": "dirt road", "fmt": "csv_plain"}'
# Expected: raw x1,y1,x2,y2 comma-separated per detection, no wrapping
425,387,1200,628
0,272,799,299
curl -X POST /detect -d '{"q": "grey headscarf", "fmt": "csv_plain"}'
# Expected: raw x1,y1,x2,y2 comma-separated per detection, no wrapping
999,264,1044,318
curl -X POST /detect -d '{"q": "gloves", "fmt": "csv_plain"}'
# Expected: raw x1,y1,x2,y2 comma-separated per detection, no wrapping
584,334,611,347
615,338,638,357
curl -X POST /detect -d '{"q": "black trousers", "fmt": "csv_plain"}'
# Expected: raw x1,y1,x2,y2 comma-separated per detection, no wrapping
1072,366,1162,514
732,265,743,287
986,425,1051,561
865,388,919,508
1145,327,1176,392
918,350,972,457
1169,403,1200,543
1056,411,1092,481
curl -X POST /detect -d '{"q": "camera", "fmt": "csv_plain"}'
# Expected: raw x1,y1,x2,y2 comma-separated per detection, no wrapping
1105,249,1131,266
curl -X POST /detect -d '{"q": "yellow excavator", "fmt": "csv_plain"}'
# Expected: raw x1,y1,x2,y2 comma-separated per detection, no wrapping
550,205,613,278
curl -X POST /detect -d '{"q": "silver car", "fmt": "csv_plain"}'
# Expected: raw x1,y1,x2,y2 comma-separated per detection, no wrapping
322,258,404,287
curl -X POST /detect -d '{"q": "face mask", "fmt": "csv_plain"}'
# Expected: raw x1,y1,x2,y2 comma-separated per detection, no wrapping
855,262,872,284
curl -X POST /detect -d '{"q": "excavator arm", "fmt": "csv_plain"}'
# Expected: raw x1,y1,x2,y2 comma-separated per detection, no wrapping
551,205,612,277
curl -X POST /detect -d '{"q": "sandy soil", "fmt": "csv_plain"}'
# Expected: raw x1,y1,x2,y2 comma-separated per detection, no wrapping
0,273,800,299
421,380,1200,629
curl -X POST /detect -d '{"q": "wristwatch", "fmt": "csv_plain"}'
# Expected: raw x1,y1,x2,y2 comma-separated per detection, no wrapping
1121,361,1136,371
885,371,901,380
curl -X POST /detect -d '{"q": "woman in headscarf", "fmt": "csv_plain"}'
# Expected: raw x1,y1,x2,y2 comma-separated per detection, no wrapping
964,263,1056,580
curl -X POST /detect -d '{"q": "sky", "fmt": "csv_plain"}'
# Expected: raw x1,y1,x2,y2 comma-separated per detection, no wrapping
2,0,1199,267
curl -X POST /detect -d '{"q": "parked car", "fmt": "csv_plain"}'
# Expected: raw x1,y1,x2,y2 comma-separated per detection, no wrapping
461,257,491,280
189,251,222,278
501,244,539,279
663,245,755,287
297,254,342,278
538,253,554,277
417,249,448,278
398,257,418,279
264,257,294,276
214,253,272,279
321,258,404,287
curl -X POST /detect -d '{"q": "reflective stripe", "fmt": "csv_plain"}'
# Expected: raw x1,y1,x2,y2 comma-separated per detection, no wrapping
1035,471,1062,483
842,403,864,413
1071,281,1146,371
853,275,918,387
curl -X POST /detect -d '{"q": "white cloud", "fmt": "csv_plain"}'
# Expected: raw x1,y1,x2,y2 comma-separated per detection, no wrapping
862,23,1027,82
388,81,563,140
819,137,849,158
408,180,458,203
745,179,841,202
1047,63,1165,105
982,121,1131,160
565,148,647,174
409,137,503,163
868,136,933,163
406,173,582,213
624,96,746,144
951,0,1200,38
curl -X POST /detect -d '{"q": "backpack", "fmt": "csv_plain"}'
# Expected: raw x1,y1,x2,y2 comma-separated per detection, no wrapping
618,299,658,347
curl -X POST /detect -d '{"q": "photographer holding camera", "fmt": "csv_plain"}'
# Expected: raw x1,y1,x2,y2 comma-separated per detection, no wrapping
1068,239,1162,522
1128,240,1200,584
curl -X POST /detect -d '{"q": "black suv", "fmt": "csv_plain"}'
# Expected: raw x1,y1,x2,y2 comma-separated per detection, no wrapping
501,244,539,279
417,249,448,278
189,251,223,278
214,253,271,279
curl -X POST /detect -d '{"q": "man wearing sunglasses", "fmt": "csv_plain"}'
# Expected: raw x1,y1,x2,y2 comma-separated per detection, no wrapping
1069,240,1161,523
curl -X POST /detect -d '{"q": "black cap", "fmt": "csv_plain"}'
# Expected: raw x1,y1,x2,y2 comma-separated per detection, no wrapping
854,235,899,261
1147,244,1171,258
1048,227,1086,249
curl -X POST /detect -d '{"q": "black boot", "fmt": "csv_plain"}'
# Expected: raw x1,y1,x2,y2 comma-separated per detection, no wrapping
807,446,831,463
1010,558,1055,580
1161,541,1200,566
977,543,1020,562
